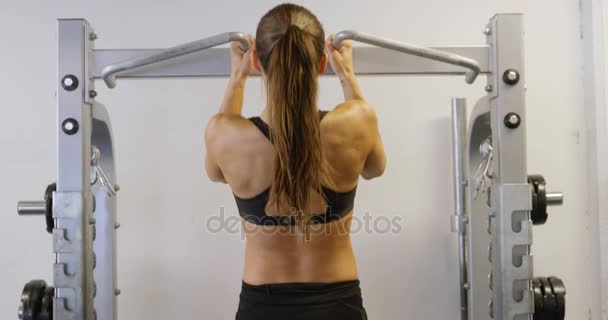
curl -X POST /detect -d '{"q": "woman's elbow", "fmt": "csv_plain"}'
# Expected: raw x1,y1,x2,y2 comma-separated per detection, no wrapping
361,163,386,180
204,157,227,183
205,170,227,183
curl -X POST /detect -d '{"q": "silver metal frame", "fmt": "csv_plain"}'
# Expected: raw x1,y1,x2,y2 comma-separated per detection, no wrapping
54,19,118,320
17,13,547,320
451,97,469,320
466,14,534,320
486,14,533,320
91,104,119,320
54,19,96,320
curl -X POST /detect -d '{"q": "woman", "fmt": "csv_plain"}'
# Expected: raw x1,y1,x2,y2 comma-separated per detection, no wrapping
205,3,386,320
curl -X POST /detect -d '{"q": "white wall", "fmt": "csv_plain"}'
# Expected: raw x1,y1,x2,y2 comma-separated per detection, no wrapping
0,0,598,319
603,3,608,318
582,0,608,319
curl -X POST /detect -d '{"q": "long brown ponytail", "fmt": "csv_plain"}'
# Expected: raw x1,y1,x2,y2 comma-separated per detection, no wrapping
255,4,327,228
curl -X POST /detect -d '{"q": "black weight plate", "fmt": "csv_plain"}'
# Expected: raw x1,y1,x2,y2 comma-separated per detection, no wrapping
536,178,547,223
21,280,47,320
528,175,548,225
531,191,540,224
39,286,53,320
532,278,545,320
549,277,566,320
44,183,56,234
548,277,566,295
540,277,558,320
534,277,551,320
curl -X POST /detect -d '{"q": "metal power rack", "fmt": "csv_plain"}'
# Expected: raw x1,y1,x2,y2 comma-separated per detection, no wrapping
16,13,564,320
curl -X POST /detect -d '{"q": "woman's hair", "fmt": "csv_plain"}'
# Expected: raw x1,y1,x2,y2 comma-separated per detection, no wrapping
255,3,326,224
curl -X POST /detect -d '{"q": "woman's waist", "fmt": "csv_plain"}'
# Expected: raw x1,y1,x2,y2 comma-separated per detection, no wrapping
239,279,362,305
243,243,358,285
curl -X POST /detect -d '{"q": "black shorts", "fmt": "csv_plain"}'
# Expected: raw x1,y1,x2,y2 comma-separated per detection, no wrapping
236,279,368,320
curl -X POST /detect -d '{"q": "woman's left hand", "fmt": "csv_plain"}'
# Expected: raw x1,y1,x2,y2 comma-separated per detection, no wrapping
230,35,255,82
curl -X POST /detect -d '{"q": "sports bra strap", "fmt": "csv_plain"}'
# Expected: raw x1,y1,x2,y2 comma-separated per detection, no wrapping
249,117,272,141
319,110,329,121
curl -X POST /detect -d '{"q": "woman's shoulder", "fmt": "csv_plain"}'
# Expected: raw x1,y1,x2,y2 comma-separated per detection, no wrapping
207,113,249,129
322,100,378,129
205,114,261,149
206,113,260,137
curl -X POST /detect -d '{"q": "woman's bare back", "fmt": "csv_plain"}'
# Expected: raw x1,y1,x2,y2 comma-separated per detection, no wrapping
205,100,384,284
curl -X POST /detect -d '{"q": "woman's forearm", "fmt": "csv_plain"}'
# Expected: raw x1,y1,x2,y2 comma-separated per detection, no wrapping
219,77,247,115
340,73,365,101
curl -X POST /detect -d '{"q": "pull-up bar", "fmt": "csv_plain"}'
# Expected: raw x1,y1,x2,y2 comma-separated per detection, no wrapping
99,30,487,89
102,32,250,88
332,30,481,84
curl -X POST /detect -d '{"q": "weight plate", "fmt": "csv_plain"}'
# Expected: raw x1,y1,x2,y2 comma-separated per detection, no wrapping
528,175,548,225
540,277,558,320
548,277,566,295
533,277,551,320
532,278,545,320
549,277,566,320
44,183,56,234
39,286,53,320
21,280,47,320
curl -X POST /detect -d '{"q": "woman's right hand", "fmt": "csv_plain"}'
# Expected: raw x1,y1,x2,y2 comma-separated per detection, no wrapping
326,35,364,101
325,34,355,80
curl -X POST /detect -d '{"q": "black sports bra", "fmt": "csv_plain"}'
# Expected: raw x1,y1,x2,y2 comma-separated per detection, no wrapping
233,111,357,226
